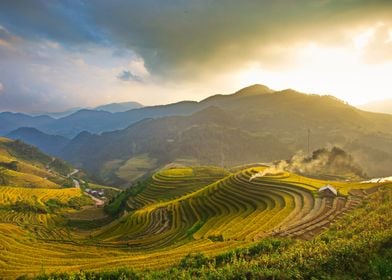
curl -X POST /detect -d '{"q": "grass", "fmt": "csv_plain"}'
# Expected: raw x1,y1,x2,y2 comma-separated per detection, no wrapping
116,154,158,182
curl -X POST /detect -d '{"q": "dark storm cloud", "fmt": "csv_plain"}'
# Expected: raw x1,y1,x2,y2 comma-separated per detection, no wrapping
87,0,392,77
0,0,103,45
1,0,391,78
0,25,12,40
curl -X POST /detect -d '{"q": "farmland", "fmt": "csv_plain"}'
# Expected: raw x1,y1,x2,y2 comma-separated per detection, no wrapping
0,156,389,278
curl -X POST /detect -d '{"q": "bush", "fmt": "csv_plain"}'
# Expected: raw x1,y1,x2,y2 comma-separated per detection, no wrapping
179,253,209,269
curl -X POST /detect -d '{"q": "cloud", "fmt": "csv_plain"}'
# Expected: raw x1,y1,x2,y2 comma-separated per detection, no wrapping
117,57,150,82
0,25,12,40
117,70,143,82
0,0,102,45
2,1,392,80
0,82,3,92
361,23,392,64
0,27,149,113
86,0,392,78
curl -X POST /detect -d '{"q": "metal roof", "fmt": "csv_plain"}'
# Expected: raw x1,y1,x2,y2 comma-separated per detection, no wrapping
318,184,337,196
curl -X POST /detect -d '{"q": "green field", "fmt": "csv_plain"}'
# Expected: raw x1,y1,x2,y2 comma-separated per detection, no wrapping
116,154,158,183
0,159,390,279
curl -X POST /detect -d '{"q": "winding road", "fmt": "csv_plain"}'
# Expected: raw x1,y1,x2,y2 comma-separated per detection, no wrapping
68,169,105,207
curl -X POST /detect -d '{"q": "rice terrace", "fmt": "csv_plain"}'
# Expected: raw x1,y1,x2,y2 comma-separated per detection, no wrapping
1,1,392,279
0,144,391,278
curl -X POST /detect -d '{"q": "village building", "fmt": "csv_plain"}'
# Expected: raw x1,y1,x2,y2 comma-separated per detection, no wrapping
318,185,338,197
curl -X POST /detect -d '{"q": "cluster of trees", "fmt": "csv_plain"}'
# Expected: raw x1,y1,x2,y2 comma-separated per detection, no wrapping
0,160,18,171
104,179,151,216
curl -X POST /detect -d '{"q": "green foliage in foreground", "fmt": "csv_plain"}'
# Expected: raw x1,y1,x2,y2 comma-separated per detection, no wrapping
33,187,392,279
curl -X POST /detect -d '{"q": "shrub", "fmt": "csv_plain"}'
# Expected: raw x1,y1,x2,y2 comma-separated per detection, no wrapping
179,253,209,269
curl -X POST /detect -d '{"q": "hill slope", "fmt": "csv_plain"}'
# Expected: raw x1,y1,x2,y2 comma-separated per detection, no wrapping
59,86,392,185
6,127,70,156
0,137,73,188
61,106,291,185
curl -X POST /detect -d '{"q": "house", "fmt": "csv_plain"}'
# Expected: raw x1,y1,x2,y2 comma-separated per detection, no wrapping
318,185,338,197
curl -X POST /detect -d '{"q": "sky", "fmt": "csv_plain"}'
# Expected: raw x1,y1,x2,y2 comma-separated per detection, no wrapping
0,0,391,113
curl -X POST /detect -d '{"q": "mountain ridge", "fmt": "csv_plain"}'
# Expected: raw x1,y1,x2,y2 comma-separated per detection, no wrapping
56,86,392,185
6,127,70,156
2,84,387,138
2,85,392,184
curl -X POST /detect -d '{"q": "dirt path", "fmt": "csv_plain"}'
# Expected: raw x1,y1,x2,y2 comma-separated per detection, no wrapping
73,179,80,188
67,169,79,178
86,194,105,207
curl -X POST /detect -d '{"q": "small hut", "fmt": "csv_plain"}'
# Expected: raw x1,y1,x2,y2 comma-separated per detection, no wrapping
318,185,338,197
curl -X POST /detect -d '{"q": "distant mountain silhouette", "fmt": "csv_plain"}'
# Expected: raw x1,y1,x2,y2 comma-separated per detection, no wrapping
95,101,143,113
0,85,279,138
0,112,53,135
31,101,143,119
359,99,392,115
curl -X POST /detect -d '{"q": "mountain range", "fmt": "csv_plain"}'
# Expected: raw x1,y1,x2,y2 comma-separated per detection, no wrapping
29,101,144,119
3,84,392,186
0,100,199,138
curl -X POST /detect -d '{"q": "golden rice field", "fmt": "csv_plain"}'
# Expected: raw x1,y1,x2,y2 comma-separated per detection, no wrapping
0,186,82,206
0,169,60,189
0,165,388,279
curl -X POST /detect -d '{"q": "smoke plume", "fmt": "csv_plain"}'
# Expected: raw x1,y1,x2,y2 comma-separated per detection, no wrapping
253,147,366,180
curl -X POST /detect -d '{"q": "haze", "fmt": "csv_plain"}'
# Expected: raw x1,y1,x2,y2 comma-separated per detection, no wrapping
0,1,391,113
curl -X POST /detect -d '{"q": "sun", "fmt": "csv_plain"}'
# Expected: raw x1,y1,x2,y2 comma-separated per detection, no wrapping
233,28,392,106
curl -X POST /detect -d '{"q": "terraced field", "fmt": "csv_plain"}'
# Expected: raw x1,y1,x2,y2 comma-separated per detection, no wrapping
0,137,72,189
0,186,82,206
0,165,388,279
126,166,229,210
97,167,381,246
